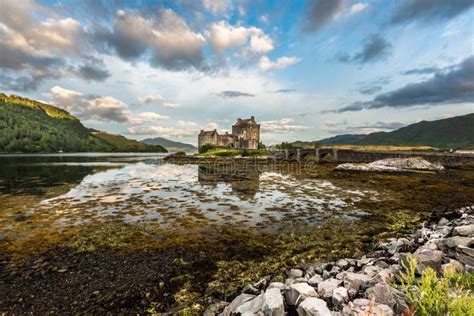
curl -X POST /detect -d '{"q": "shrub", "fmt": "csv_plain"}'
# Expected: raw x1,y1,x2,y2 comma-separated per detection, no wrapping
198,144,215,154
398,256,474,315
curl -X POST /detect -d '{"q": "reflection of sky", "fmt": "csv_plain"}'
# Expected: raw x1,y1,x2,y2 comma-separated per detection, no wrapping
39,161,378,228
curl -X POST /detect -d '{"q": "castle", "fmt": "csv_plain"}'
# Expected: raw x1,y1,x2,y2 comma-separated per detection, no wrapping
198,117,261,150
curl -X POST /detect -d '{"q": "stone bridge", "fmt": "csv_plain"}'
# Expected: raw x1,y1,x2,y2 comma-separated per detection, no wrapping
273,148,474,168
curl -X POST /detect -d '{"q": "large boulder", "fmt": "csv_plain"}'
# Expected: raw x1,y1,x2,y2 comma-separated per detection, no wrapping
285,283,318,306
335,157,444,173
366,283,396,310
456,245,474,266
342,273,372,297
332,287,349,308
453,224,474,237
400,248,444,274
261,288,284,316
235,294,264,315
342,298,393,316
297,297,331,316
318,278,342,299
221,294,255,316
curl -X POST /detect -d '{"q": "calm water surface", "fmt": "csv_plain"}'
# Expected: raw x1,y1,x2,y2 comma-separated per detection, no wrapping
0,153,377,240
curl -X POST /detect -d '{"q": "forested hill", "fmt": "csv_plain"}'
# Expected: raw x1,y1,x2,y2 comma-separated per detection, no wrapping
304,113,473,149
141,137,197,152
0,93,167,153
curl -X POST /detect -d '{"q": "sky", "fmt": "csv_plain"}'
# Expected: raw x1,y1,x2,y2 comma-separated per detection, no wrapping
0,0,473,146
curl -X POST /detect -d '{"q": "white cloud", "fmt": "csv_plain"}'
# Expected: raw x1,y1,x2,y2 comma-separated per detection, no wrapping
47,86,130,122
259,56,301,71
163,102,179,109
261,118,309,133
127,126,196,138
206,21,273,55
129,112,169,125
202,0,232,15
350,3,368,15
259,15,269,24
138,94,164,104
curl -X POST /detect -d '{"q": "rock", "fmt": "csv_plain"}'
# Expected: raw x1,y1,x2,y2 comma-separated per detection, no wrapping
335,157,444,173
295,277,309,283
308,274,323,287
288,268,304,279
389,287,409,315
453,224,474,236
285,283,318,306
438,218,450,226
401,248,444,274
441,236,473,250
267,282,286,290
336,259,349,269
221,294,255,316
342,273,372,297
441,259,464,274
261,288,284,316
366,283,396,310
332,287,348,308
297,297,331,316
342,299,393,316
318,278,342,299
362,265,382,277
369,269,393,286
456,245,474,266
243,284,260,295
235,294,264,315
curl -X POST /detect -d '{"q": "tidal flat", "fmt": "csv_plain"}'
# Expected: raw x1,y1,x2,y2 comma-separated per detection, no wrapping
0,154,473,314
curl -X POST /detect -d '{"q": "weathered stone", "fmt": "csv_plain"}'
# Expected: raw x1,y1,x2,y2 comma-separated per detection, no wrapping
369,269,393,286
335,157,444,173
343,272,372,297
297,297,331,316
243,284,260,295
221,294,255,316
441,259,464,274
332,287,348,307
261,288,284,316
453,224,474,236
443,236,473,249
295,277,309,283
389,287,409,315
235,294,264,315
362,265,382,277
267,282,286,290
438,218,450,226
342,299,394,316
401,248,444,274
366,283,396,309
285,283,318,306
336,259,349,269
318,278,342,299
456,245,474,266
288,268,304,279
308,274,324,287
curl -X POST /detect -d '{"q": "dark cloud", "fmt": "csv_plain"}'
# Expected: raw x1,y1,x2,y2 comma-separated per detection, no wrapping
303,0,346,33
336,35,392,64
403,67,440,75
217,91,256,98
74,57,110,82
95,9,206,71
391,0,474,25
358,86,382,95
333,56,474,112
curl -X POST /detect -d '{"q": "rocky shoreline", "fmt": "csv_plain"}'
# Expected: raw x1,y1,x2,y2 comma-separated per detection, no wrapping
206,206,474,315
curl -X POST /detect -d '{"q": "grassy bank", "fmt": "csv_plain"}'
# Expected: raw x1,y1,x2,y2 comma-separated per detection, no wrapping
198,148,269,157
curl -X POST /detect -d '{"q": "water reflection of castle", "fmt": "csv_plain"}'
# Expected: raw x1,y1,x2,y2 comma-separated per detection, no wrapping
198,165,260,199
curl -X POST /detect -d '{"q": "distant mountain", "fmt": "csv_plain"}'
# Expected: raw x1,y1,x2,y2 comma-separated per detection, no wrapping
301,113,474,149
0,93,167,153
141,137,196,152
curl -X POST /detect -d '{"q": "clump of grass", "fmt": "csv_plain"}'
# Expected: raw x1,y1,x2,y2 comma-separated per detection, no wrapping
398,256,474,315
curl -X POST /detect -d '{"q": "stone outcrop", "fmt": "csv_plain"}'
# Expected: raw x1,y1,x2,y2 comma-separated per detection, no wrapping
209,205,473,316
335,157,445,172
